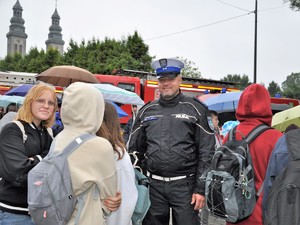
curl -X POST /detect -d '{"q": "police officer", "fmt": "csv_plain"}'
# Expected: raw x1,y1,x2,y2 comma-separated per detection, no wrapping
128,58,215,225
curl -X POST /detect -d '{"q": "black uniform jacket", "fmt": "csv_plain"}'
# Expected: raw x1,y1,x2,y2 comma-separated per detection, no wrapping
128,92,215,195
0,121,52,214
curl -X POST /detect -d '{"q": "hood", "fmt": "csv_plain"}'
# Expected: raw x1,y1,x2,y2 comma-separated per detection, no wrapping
61,82,104,134
236,84,272,125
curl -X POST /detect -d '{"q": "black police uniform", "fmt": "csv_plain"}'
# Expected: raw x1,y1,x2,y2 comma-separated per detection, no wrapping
128,91,215,225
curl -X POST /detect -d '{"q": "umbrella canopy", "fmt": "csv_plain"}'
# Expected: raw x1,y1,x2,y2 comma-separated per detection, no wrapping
197,93,219,102
108,101,128,118
271,105,300,132
36,65,99,87
5,84,34,96
90,83,144,105
204,91,242,113
0,95,24,108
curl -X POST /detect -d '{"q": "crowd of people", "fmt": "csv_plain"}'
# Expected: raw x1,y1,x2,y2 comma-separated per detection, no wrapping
0,58,298,225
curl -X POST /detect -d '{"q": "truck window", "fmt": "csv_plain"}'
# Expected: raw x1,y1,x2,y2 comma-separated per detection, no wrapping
117,83,135,93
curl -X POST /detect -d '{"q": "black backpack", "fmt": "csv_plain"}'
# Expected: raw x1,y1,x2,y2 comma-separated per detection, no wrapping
204,124,270,223
264,129,300,225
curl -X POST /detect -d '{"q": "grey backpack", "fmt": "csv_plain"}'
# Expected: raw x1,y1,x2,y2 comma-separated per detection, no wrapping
204,124,270,223
264,129,300,225
28,133,96,225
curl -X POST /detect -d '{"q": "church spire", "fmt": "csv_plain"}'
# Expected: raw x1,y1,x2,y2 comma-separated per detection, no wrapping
6,0,28,56
45,1,65,54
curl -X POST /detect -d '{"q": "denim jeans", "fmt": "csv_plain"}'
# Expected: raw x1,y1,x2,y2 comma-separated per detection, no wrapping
0,210,35,225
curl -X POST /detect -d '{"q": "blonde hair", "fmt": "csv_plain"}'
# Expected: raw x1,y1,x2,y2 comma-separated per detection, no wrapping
16,84,57,127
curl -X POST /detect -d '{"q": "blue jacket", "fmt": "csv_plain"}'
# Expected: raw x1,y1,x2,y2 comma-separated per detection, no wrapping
262,133,291,217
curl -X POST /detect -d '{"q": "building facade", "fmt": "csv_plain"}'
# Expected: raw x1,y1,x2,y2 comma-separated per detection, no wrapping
45,8,65,54
6,0,28,57
6,0,64,57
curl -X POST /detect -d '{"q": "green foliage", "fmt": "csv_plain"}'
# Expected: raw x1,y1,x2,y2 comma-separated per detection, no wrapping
63,31,153,74
176,57,201,78
0,47,63,73
268,81,282,97
0,31,153,76
282,72,300,99
220,74,251,90
284,0,300,11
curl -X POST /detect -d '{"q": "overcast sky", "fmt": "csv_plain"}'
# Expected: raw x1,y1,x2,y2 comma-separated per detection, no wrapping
0,0,299,87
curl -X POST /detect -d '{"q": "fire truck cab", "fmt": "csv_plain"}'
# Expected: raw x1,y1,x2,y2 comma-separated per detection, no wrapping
94,69,240,125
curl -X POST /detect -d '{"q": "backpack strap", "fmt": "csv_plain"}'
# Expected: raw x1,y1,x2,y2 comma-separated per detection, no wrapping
13,120,27,143
74,184,99,225
49,133,98,225
245,124,271,144
228,126,237,141
285,129,300,160
49,133,96,157
13,121,54,143
46,127,54,139
245,124,271,197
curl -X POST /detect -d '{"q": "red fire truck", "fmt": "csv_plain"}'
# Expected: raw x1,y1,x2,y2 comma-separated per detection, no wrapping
94,69,240,125
0,86,11,95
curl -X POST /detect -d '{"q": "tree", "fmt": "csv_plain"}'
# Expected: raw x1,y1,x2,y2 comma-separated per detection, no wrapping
176,57,201,78
281,72,300,99
63,32,153,74
220,74,251,90
0,47,63,73
0,31,153,75
124,31,153,72
267,81,282,97
284,0,300,11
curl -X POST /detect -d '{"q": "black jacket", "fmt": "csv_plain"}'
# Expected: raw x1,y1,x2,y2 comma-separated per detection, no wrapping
0,121,52,214
128,92,215,194
123,117,133,144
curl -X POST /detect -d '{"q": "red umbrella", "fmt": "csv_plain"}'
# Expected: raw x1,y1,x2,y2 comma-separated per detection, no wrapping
36,65,99,87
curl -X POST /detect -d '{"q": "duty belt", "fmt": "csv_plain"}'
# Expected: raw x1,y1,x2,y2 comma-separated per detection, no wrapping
146,171,195,182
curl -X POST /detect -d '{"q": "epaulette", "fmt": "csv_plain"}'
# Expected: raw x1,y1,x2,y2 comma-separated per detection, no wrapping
138,100,152,111
193,96,209,109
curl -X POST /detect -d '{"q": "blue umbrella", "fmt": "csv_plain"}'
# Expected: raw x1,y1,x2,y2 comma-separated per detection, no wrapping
204,91,242,113
108,101,128,118
5,84,34,96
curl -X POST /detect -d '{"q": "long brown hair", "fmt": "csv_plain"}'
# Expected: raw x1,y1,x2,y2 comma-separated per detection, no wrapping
96,102,125,160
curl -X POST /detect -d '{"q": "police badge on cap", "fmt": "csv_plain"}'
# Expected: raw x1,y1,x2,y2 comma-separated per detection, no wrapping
151,58,184,79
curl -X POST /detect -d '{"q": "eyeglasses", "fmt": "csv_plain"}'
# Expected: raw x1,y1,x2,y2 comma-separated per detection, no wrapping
35,98,55,107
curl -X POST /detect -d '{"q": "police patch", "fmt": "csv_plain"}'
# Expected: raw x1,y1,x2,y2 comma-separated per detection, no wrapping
207,116,215,131
175,114,189,119
143,116,158,122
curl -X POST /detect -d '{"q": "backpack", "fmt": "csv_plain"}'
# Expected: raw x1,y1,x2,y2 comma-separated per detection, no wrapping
130,151,151,225
204,124,270,223
264,129,300,225
28,133,97,225
13,120,54,142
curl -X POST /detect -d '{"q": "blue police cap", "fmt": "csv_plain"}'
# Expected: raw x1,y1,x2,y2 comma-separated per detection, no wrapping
151,58,184,78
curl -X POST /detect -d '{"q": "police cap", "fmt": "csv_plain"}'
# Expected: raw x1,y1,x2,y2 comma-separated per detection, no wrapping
151,58,184,79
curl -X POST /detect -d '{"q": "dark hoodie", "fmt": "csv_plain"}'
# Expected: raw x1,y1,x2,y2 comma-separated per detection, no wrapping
225,84,283,225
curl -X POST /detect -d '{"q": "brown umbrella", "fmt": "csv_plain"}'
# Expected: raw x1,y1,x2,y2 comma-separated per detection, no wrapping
36,65,99,87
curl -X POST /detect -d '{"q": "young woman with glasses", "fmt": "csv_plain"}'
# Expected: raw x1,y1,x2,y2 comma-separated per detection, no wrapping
0,84,57,225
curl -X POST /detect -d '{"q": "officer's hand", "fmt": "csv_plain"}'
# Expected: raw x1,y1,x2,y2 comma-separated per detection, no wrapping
103,192,122,211
191,193,205,211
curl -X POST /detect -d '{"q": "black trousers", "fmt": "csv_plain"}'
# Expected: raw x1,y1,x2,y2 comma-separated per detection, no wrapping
143,175,200,225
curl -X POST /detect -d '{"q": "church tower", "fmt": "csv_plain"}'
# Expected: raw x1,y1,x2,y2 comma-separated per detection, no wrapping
6,0,28,57
45,3,65,55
